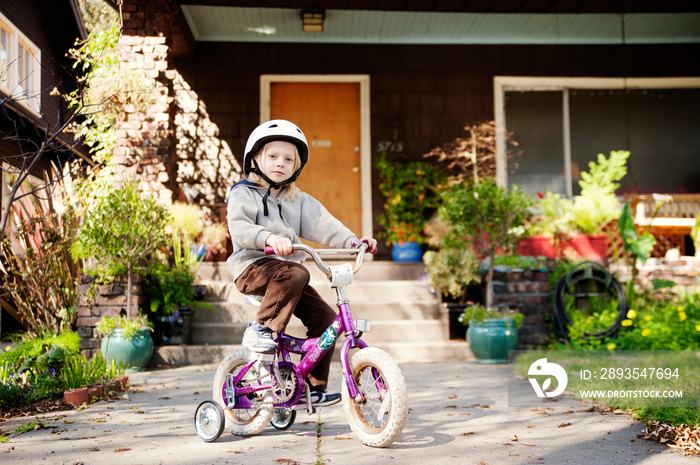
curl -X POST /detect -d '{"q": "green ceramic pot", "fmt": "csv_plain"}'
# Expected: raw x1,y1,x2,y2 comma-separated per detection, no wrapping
101,329,154,372
466,318,518,364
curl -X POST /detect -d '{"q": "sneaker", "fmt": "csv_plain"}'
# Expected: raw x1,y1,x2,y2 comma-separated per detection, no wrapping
300,388,341,407
242,322,277,353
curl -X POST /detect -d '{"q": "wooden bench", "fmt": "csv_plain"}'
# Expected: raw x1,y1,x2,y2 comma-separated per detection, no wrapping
624,194,700,236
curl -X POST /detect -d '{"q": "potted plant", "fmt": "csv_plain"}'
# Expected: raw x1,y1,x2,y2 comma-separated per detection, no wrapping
519,150,630,260
423,215,483,338
458,304,523,364
439,179,533,310
198,221,229,261
375,151,444,261
146,260,215,345
168,202,206,268
427,179,531,359
96,314,154,372
72,181,168,371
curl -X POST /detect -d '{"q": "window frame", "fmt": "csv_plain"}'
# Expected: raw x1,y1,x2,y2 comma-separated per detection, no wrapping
0,11,42,114
493,76,700,196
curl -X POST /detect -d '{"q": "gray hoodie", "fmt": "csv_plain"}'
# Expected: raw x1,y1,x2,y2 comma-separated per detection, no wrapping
226,180,356,281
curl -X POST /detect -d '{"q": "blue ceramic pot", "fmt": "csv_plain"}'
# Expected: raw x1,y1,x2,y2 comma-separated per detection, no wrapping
101,329,154,372
466,318,518,364
391,241,423,262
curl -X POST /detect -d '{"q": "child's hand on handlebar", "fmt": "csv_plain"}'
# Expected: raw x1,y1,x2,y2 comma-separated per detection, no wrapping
265,234,293,256
353,236,378,254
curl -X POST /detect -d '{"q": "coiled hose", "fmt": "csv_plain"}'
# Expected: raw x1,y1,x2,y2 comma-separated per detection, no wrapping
552,261,628,341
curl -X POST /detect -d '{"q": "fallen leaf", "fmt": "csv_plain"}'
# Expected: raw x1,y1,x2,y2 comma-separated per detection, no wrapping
558,422,572,428
448,395,457,400
114,448,131,453
462,432,476,436
511,434,519,441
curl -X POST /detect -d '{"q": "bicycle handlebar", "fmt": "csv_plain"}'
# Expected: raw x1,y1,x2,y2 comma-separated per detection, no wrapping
264,243,368,279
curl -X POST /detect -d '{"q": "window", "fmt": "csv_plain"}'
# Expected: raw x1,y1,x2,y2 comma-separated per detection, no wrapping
0,12,41,113
494,77,700,197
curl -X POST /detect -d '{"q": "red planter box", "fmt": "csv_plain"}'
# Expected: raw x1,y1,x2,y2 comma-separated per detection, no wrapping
517,234,606,260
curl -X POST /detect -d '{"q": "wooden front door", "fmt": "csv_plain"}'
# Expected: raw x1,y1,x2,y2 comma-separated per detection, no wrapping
270,82,362,246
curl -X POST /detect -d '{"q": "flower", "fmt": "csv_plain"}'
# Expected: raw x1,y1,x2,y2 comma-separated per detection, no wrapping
679,312,687,322
644,315,652,321
627,309,637,319
607,343,616,350
677,305,684,312
696,325,700,332
641,329,651,337
621,319,633,327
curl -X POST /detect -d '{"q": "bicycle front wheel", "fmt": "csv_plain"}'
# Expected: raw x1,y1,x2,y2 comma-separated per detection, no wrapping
341,347,408,447
212,348,274,436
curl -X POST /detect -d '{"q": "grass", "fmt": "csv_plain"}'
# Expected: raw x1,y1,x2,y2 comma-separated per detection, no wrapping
514,349,700,426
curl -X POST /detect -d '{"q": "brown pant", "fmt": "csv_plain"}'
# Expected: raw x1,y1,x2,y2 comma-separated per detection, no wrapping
235,258,337,390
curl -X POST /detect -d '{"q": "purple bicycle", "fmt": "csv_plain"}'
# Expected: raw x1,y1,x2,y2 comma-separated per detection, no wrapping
194,243,408,448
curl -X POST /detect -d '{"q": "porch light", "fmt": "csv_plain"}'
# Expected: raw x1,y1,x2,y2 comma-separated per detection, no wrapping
301,10,324,32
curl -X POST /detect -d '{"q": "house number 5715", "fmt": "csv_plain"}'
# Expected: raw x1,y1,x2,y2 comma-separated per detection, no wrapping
376,141,404,153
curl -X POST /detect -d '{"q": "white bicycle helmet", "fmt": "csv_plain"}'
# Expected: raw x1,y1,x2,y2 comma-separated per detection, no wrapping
243,119,309,183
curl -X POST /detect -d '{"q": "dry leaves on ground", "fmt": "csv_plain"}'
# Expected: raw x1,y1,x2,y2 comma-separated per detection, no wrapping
640,421,700,456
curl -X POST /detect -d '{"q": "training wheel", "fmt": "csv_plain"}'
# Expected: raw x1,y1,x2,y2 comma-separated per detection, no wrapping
194,400,225,442
270,407,296,430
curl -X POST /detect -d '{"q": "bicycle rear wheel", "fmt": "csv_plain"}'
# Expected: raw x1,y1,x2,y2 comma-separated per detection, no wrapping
212,348,274,436
341,347,408,447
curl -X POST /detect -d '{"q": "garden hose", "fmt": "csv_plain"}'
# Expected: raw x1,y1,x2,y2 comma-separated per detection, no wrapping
552,261,628,342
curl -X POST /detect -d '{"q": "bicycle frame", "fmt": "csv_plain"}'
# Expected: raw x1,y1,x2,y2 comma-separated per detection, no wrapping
225,244,372,409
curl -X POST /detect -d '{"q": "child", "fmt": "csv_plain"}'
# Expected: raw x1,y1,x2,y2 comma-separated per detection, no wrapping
226,119,377,406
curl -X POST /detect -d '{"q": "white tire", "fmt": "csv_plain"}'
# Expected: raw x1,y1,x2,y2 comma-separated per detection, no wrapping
212,348,274,436
341,347,408,447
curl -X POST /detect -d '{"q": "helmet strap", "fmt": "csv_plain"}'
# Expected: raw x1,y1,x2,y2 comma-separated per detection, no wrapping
252,158,287,216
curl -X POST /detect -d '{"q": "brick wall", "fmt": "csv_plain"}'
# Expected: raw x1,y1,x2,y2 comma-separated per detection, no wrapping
116,0,177,203
610,257,700,292
76,274,146,358
491,268,552,349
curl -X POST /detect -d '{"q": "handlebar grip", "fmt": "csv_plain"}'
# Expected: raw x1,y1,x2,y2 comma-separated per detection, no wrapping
264,246,275,255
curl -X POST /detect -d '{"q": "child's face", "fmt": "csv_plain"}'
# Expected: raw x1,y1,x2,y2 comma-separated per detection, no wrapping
259,141,297,185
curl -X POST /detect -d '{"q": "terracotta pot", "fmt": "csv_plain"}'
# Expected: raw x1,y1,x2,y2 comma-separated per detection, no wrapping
114,375,130,391
64,387,90,407
88,384,104,402
103,382,117,396
518,234,606,260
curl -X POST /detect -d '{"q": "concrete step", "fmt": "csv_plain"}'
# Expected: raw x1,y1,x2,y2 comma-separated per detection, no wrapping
150,340,473,366
196,260,428,283
195,299,441,323
190,319,445,345
200,279,437,307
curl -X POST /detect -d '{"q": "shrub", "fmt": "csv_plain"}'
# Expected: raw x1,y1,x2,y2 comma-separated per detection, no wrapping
71,181,168,318
375,152,444,245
